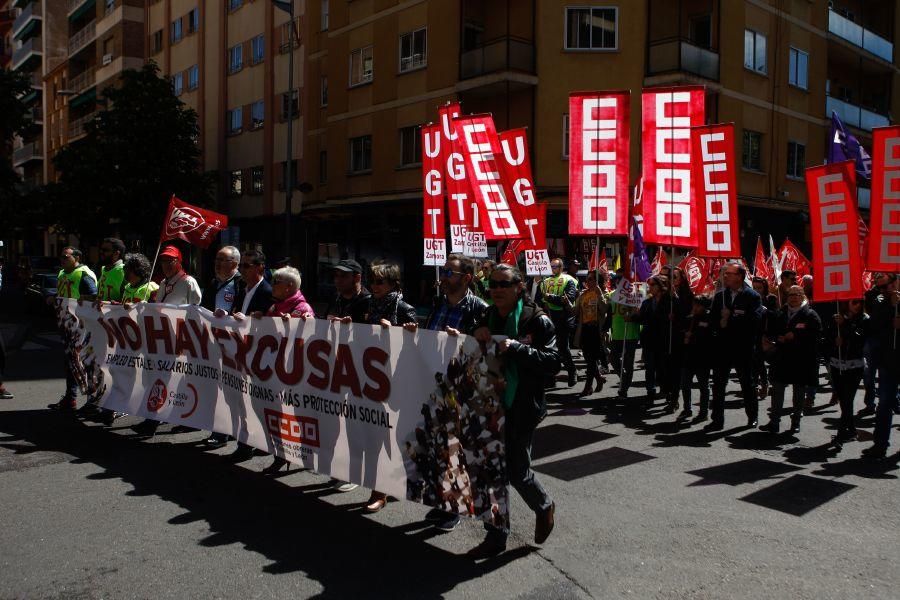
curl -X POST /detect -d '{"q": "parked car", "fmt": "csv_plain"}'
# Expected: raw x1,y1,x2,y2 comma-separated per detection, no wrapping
25,272,58,315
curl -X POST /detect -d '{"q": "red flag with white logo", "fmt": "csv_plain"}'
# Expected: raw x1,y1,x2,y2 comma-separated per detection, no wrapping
867,125,900,272
641,86,705,248
421,124,448,266
568,91,630,236
453,113,528,241
778,239,812,279
753,238,770,281
805,160,864,301
160,196,228,249
691,123,740,257
678,251,713,295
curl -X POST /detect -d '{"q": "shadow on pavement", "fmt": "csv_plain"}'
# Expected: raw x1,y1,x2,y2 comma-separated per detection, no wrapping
0,408,534,598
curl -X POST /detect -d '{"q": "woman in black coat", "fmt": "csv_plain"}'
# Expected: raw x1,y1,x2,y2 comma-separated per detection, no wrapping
823,299,870,444
752,277,779,399
636,275,682,408
760,285,822,434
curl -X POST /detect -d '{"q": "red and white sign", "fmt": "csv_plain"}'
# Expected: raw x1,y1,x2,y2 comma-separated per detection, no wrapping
692,123,740,257
805,161,864,301
678,252,714,295
454,114,527,240
753,238,770,281
421,123,447,266
440,103,486,256
641,86,705,247
522,204,552,276
779,239,811,279
867,126,900,271
568,91,630,236
161,196,228,249
498,129,542,244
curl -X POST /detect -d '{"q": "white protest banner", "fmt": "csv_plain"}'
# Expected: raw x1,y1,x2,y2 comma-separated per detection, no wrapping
610,278,645,308
59,300,510,527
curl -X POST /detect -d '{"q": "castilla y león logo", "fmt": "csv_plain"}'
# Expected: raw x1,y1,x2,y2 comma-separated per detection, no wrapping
165,206,204,237
147,379,167,413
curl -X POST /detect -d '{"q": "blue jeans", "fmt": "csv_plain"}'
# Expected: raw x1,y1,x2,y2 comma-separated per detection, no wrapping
873,367,899,448
64,356,79,399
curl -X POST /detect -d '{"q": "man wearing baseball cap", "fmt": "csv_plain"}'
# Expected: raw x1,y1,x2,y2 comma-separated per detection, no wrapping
156,245,201,306
326,258,372,491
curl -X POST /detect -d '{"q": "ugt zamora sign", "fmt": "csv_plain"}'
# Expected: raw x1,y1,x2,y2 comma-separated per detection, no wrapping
641,86,705,247
867,126,900,271
805,161,864,301
691,123,740,258
421,123,447,266
568,91,630,236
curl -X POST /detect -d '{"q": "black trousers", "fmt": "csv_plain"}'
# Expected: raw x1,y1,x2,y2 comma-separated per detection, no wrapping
831,366,864,434
712,350,758,424
547,310,575,375
681,362,711,413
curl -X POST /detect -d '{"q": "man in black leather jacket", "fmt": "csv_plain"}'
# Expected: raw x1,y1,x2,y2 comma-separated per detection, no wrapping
470,263,561,558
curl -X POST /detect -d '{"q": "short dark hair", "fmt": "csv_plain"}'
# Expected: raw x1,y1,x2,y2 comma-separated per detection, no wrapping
102,237,126,257
724,261,746,278
693,295,712,309
492,262,523,283
243,249,266,266
751,276,770,296
123,252,152,281
781,270,797,280
63,246,82,260
446,253,476,277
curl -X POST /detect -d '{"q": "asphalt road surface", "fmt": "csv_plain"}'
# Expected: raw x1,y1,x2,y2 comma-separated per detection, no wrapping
1,318,898,599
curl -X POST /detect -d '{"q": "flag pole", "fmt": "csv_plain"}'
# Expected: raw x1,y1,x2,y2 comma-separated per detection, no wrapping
143,241,163,302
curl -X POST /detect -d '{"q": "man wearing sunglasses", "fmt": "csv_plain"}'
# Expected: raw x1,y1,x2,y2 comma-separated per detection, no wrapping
539,258,578,387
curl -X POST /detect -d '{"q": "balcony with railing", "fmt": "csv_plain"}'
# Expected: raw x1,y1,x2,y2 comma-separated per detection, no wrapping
12,141,43,167
12,1,41,40
11,35,41,71
29,72,43,89
460,36,535,80
648,38,719,81
828,8,893,62
68,20,96,56
827,95,889,131
68,0,93,16
69,112,98,139
70,67,96,94
28,106,43,124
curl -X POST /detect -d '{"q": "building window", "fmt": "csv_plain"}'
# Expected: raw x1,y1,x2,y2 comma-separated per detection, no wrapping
151,30,163,54
349,135,372,173
281,89,299,120
105,0,115,14
188,8,199,34
349,46,374,87
399,126,421,166
788,47,808,90
744,30,767,74
228,44,243,74
251,100,264,129
251,166,264,194
230,170,243,196
171,17,183,43
251,34,264,65
227,107,243,135
742,130,763,171
321,0,329,31
399,28,426,72
320,76,328,106
187,65,199,90
319,150,327,183
787,141,805,179
171,72,183,96
562,113,569,158
280,17,300,53
228,0,242,12
565,7,617,50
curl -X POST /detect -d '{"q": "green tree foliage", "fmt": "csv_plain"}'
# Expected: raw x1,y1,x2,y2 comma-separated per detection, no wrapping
51,63,214,244
0,69,36,234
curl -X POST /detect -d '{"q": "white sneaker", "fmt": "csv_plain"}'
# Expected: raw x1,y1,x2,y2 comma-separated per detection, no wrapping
332,480,358,492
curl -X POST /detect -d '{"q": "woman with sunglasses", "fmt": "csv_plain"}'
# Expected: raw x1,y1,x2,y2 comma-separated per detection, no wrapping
362,261,416,513
760,285,822,435
824,298,870,445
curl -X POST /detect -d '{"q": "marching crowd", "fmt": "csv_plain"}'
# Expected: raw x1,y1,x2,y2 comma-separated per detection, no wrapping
12,237,900,557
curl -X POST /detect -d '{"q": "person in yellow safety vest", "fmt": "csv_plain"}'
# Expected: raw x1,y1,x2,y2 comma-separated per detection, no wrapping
539,258,579,387
49,247,97,411
79,238,129,421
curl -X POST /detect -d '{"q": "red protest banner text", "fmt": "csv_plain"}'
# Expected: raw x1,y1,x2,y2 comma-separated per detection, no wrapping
868,126,900,271
568,91,630,236
692,123,740,257
641,86,705,248
421,124,447,266
805,161,864,301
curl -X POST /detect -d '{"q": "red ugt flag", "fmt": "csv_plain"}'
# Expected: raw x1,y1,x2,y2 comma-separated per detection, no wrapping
161,196,228,249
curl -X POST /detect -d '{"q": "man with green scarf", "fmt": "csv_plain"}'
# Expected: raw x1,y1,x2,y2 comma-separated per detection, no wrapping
470,263,560,558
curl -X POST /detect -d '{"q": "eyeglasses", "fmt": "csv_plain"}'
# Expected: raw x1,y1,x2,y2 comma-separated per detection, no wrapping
61,254,74,259
488,279,517,289
788,293,803,297
439,268,464,279
238,263,257,269
272,279,285,286
371,278,388,285
551,264,562,270
214,257,234,263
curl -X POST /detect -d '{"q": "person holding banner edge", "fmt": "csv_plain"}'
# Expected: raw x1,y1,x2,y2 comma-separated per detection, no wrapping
539,259,578,388
863,276,900,460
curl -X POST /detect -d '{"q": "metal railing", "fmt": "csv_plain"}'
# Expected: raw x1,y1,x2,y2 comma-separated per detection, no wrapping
68,0,90,15
68,20,96,56
12,141,42,166
460,36,535,79
12,1,41,37
70,67,96,94
648,38,719,80
29,72,43,88
69,112,98,138
11,35,41,69
828,9,894,62
827,95,889,131
29,107,43,123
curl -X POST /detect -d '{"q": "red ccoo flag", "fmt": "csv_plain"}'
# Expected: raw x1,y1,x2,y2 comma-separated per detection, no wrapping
160,196,228,249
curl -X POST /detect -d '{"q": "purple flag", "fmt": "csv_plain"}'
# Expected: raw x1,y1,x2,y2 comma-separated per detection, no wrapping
829,111,872,180
627,216,652,282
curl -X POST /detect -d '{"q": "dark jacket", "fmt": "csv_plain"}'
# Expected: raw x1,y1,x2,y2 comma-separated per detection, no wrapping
366,293,417,326
327,288,373,323
636,294,681,351
231,279,274,315
424,291,488,335
766,303,822,385
200,273,241,312
684,310,714,366
478,299,560,422
823,312,869,370
870,294,900,376
710,284,762,351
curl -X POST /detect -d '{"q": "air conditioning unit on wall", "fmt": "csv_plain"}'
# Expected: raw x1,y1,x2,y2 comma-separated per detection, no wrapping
102,53,113,66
